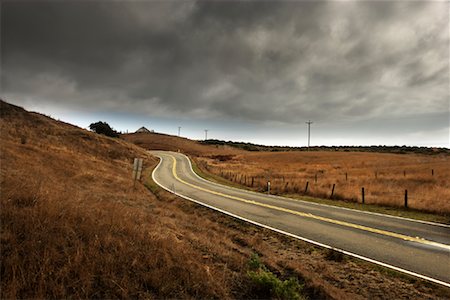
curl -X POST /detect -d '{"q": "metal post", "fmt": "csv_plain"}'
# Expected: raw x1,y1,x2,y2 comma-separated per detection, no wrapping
267,181,271,194
331,183,335,199
304,181,309,193
362,187,365,204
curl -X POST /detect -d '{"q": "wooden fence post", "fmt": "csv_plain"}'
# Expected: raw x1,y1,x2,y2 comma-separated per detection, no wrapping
304,181,309,194
404,189,408,208
362,187,365,204
330,184,335,199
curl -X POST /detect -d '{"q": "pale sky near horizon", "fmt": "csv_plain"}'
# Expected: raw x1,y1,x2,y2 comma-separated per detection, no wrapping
1,1,449,147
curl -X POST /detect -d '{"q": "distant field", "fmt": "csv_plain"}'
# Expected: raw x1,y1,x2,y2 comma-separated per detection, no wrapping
196,151,450,214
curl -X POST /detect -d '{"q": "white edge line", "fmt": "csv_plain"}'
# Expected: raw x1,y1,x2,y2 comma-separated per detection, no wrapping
172,152,450,229
151,155,450,289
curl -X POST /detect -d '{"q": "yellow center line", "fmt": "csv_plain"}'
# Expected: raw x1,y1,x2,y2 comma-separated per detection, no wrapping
169,156,450,251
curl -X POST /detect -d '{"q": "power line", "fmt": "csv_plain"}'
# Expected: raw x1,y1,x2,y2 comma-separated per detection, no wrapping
305,120,313,150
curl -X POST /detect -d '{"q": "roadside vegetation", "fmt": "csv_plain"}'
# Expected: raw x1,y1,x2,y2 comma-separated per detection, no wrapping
2,100,449,299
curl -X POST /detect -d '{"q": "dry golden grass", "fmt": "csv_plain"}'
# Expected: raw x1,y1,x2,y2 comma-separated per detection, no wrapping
195,151,450,214
0,101,232,298
2,100,449,299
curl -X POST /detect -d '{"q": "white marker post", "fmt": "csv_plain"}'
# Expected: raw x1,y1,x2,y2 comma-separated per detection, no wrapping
267,181,271,195
133,158,143,187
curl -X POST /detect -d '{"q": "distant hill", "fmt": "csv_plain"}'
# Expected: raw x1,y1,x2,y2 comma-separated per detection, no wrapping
200,139,450,155
121,132,242,156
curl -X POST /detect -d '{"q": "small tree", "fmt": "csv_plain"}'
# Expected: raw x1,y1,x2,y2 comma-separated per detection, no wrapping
89,121,119,138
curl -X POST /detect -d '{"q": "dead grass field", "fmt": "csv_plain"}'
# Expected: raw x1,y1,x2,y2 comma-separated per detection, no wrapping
195,151,450,214
2,100,449,299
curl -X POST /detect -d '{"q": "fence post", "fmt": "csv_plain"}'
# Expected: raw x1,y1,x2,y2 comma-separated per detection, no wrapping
432,169,434,176
330,184,335,199
267,181,271,195
345,172,348,181
314,173,317,183
304,181,309,194
404,189,408,208
362,187,365,204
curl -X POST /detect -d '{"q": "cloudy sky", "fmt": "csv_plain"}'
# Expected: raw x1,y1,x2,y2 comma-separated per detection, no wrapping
1,0,449,147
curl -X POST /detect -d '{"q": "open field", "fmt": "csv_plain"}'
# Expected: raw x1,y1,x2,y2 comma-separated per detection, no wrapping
2,100,449,299
195,151,450,214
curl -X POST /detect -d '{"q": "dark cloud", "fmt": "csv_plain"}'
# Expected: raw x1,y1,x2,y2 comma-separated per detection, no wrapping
1,0,448,133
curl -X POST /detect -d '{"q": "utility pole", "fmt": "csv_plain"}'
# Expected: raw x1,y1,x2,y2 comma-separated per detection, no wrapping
204,129,208,140
178,126,181,137
305,120,313,150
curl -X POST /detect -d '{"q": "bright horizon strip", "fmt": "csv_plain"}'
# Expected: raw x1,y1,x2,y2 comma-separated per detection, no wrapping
170,155,450,251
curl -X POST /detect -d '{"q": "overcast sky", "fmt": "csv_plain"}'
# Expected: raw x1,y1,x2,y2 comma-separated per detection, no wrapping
1,0,449,147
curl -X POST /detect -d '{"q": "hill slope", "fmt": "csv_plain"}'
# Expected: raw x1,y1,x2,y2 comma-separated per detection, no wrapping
0,100,234,298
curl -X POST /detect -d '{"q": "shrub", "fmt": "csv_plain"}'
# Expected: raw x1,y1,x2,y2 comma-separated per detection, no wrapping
247,254,304,300
89,121,119,138
248,253,262,270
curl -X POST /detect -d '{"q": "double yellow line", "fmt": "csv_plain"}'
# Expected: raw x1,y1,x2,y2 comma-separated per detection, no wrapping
170,155,450,251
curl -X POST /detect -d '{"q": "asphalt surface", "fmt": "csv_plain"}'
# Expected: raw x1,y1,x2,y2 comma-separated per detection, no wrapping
151,151,450,286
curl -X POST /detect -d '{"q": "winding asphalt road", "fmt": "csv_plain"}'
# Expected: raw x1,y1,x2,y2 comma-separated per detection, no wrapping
151,151,450,287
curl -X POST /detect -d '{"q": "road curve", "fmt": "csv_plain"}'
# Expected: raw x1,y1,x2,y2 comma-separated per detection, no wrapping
151,151,450,287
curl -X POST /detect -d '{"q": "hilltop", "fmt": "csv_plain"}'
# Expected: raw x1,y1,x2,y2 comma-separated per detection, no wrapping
0,100,238,298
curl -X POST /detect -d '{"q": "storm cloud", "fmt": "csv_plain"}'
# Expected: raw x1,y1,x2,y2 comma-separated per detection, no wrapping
1,0,448,145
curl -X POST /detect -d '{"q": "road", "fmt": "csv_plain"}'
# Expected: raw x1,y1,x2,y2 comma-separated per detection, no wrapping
151,151,450,287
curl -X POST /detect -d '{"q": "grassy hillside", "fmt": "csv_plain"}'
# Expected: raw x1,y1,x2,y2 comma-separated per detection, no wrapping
1,100,448,299
0,100,232,298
